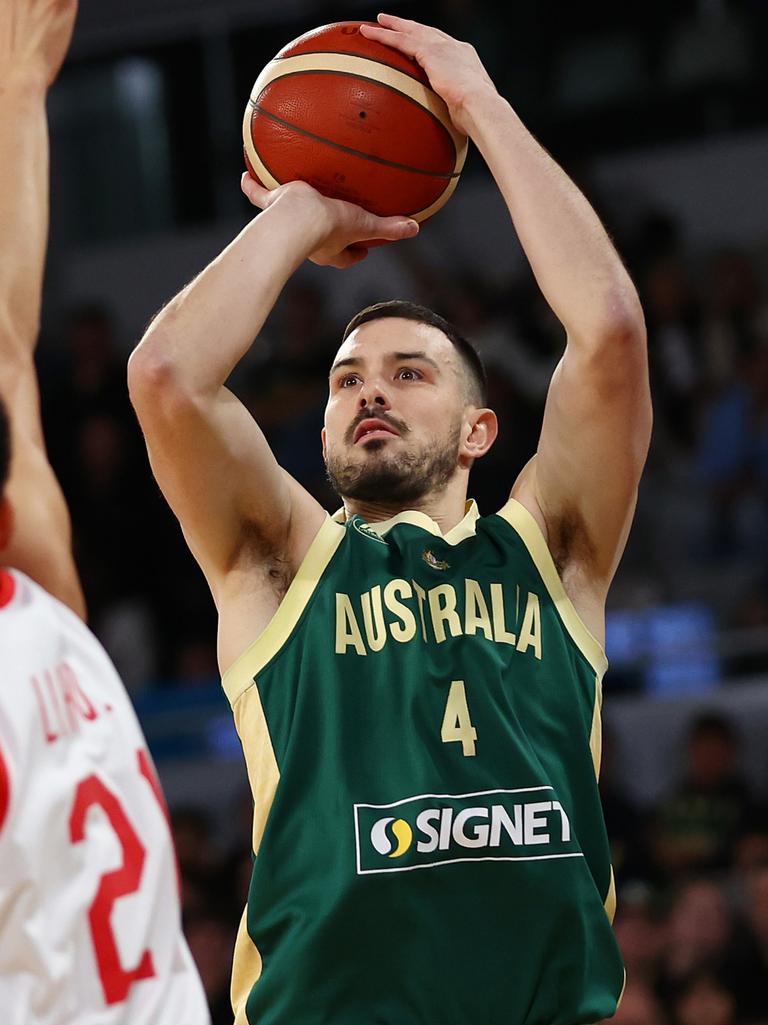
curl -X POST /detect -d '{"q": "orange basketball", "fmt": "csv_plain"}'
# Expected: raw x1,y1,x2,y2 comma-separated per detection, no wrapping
242,21,467,223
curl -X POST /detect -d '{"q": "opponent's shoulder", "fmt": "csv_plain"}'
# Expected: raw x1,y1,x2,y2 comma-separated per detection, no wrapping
0,567,87,628
0,567,49,620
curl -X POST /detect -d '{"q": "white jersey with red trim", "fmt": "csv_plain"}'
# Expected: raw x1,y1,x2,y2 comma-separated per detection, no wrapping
0,569,210,1025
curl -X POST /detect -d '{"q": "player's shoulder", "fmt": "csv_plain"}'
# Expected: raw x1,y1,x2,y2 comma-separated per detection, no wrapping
0,566,95,645
0,566,71,614
0,566,42,617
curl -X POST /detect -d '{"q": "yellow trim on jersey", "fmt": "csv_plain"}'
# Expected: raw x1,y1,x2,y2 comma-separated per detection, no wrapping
496,498,608,678
498,499,617,929
332,500,480,546
233,685,280,855
222,515,346,706
589,673,603,779
604,867,617,923
232,905,262,1025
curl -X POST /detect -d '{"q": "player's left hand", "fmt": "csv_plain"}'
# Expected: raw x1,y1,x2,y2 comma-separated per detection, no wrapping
360,13,498,136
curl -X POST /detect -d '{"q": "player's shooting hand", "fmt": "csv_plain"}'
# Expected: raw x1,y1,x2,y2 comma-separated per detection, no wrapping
360,13,497,136
241,174,418,270
0,0,78,89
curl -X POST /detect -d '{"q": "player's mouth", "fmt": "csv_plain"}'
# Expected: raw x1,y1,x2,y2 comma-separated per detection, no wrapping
353,418,401,445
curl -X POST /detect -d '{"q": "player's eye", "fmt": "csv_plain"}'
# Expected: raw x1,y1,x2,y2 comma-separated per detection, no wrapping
397,367,422,381
339,374,361,388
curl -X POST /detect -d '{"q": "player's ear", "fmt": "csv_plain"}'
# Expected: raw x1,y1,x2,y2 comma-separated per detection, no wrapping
321,427,327,460
460,408,497,465
0,498,13,550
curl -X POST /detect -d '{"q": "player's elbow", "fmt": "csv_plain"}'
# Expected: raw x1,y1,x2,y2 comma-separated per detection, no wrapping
590,299,648,380
128,341,191,424
596,290,647,350
129,343,168,403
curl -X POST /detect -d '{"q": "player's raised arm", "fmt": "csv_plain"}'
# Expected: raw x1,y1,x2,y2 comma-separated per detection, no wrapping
0,0,85,618
362,15,652,615
128,179,418,618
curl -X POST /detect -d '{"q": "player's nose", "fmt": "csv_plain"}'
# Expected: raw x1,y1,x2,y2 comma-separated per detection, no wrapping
358,378,391,410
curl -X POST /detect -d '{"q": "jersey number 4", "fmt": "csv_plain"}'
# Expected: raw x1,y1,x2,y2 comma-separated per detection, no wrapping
441,680,477,757
69,750,169,1005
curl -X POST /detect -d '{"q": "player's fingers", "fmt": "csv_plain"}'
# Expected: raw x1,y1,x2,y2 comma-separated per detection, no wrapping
240,172,272,208
367,216,419,242
377,13,425,30
376,12,445,37
358,24,418,56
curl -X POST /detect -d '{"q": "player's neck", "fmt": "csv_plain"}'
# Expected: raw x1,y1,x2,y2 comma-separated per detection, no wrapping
341,488,470,535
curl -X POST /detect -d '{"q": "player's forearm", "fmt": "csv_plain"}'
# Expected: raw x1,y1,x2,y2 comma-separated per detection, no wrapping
131,194,333,396
464,91,644,348
0,77,49,351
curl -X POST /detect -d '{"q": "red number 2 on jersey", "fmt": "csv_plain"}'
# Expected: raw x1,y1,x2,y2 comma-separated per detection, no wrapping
69,750,168,1005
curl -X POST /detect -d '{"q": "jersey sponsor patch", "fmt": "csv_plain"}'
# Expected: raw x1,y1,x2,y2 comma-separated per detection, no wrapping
353,786,582,875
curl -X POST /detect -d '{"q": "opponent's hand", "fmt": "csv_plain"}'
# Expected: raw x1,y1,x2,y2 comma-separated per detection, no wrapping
241,174,418,269
360,13,497,136
0,0,78,89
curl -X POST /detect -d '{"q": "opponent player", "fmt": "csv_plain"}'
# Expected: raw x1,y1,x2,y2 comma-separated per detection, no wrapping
0,3,209,1022
129,14,652,1025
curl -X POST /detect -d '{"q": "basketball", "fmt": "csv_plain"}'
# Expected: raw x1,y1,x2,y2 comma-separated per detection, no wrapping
242,21,468,223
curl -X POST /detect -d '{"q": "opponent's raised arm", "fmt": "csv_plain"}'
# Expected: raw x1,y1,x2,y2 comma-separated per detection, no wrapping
0,0,85,617
362,15,652,599
128,179,418,604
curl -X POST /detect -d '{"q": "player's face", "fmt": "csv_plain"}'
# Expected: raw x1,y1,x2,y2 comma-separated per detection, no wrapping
323,318,468,504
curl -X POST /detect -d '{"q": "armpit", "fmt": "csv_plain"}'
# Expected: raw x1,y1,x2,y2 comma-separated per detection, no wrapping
230,521,294,602
548,505,598,579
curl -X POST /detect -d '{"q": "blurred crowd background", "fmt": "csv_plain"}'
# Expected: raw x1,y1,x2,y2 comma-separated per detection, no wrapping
35,1,768,1022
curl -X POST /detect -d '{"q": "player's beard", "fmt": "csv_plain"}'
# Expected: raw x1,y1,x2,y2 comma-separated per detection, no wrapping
325,418,463,505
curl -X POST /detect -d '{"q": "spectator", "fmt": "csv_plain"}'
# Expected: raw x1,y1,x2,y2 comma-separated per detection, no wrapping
656,877,755,1012
600,726,650,883
701,249,766,392
613,884,666,987
611,980,668,1025
734,866,768,1022
650,713,753,878
643,252,701,452
669,973,737,1025
185,907,238,1025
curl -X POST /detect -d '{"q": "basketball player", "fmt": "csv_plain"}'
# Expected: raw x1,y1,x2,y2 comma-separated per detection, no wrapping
0,2,209,1022
129,13,652,1025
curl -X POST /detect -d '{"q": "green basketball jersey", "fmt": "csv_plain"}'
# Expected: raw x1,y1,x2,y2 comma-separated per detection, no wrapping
223,498,624,1025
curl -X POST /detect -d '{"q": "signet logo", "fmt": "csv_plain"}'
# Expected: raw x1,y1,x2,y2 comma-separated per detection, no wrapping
370,817,413,858
354,787,582,875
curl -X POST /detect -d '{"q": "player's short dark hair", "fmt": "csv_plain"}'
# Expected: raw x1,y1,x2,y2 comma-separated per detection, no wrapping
341,300,488,406
0,396,10,499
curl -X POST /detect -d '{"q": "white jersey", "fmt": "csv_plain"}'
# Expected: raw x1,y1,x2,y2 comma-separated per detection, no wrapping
0,569,210,1025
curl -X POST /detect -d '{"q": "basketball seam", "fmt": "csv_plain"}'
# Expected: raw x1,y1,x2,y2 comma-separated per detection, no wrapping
251,68,455,169
252,68,457,170
273,50,429,87
251,102,459,180
245,120,451,218
249,54,466,170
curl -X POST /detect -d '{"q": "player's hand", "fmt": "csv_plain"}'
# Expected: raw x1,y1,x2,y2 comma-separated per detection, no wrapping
360,14,497,136
0,0,78,88
241,174,418,269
